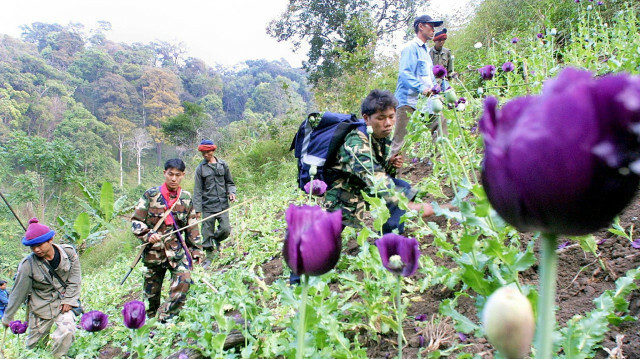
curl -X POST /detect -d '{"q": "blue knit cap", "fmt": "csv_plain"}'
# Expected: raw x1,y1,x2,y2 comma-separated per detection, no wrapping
22,218,55,246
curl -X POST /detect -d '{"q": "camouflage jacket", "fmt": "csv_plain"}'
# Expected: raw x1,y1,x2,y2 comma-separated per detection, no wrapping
430,47,454,77
132,187,203,268
2,244,81,324
324,129,418,227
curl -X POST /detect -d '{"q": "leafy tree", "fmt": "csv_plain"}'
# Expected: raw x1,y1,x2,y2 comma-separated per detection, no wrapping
140,67,183,164
161,101,207,149
197,93,225,122
267,0,418,83
180,57,223,99
2,131,82,219
0,83,29,134
68,48,117,83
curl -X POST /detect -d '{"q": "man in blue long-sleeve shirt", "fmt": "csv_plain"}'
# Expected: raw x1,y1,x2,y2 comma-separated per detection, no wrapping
392,14,444,157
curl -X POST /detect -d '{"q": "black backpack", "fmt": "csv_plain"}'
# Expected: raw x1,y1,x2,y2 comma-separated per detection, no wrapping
290,112,366,190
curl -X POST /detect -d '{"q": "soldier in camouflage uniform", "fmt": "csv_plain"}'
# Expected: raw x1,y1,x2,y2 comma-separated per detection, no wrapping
324,89,437,234
132,158,204,322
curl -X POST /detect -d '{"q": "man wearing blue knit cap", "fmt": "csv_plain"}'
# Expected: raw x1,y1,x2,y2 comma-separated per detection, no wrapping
2,218,82,358
194,139,237,268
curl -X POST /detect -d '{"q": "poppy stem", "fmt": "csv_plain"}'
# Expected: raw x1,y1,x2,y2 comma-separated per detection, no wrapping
395,275,404,359
536,232,558,359
0,327,5,359
296,274,310,359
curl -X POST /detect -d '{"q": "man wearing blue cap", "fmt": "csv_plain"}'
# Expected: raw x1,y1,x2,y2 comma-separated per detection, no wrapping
392,14,444,158
194,139,237,268
1,218,81,358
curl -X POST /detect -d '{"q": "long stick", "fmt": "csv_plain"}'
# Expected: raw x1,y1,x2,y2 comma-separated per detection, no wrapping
120,199,179,286
0,191,26,231
0,327,6,359
159,197,256,239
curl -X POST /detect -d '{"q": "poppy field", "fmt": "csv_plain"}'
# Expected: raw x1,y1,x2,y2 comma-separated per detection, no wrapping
3,2,640,359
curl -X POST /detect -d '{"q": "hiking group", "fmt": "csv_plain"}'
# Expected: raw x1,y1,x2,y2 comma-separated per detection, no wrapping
0,13,450,357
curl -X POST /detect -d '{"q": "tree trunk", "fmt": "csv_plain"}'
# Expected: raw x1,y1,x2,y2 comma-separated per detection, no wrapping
137,151,142,185
156,142,162,167
119,140,124,188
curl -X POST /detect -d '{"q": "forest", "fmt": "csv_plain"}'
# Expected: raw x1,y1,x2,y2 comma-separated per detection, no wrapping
1,0,640,358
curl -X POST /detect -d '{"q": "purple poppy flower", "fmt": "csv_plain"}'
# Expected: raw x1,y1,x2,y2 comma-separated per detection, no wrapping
458,97,467,104
511,37,519,44
122,300,146,329
537,33,544,39
632,239,640,249
597,1,603,4
557,241,571,249
283,204,343,276
9,320,28,335
415,314,428,321
376,234,420,277
411,158,419,164
418,335,425,347
179,354,189,359
480,68,640,235
502,61,515,73
81,310,109,332
430,85,441,95
458,332,468,342
304,179,327,196
596,238,607,246
432,65,447,79
478,65,496,80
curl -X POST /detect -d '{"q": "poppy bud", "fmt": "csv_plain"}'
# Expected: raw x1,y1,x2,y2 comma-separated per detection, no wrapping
431,97,443,113
367,126,374,135
444,89,458,104
122,300,146,329
283,204,343,276
309,165,317,177
482,286,534,359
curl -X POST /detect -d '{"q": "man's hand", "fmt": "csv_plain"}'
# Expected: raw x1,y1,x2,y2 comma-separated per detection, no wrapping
193,256,203,266
229,193,237,202
390,154,404,169
408,202,435,218
60,304,72,313
195,212,201,220
421,88,431,96
148,232,162,244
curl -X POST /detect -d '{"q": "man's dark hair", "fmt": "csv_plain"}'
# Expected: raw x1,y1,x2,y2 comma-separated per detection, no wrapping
0,280,6,286
164,158,186,172
361,89,398,116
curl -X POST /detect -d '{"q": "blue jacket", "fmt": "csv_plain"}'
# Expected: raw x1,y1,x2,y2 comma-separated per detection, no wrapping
394,37,436,111
0,289,8,316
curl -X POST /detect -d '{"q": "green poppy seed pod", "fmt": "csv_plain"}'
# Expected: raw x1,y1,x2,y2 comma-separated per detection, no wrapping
477,87,484,95
550,28,557,36
388,255,404,271
482,287,534,359
431,97,443,113
444,89,458,104
309,165,317,177
366,126,374,135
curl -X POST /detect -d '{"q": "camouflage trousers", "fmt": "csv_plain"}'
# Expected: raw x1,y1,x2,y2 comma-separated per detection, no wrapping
201,211,231,250
26,311,76,358
143,260,193,321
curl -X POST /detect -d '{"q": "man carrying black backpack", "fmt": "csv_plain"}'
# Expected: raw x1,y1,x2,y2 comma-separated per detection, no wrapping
324,89,437,234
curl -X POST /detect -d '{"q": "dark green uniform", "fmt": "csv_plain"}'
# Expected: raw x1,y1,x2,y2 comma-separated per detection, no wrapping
193,158,236,250
324,129,417,229
430,46,454,77
131,187,203,321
